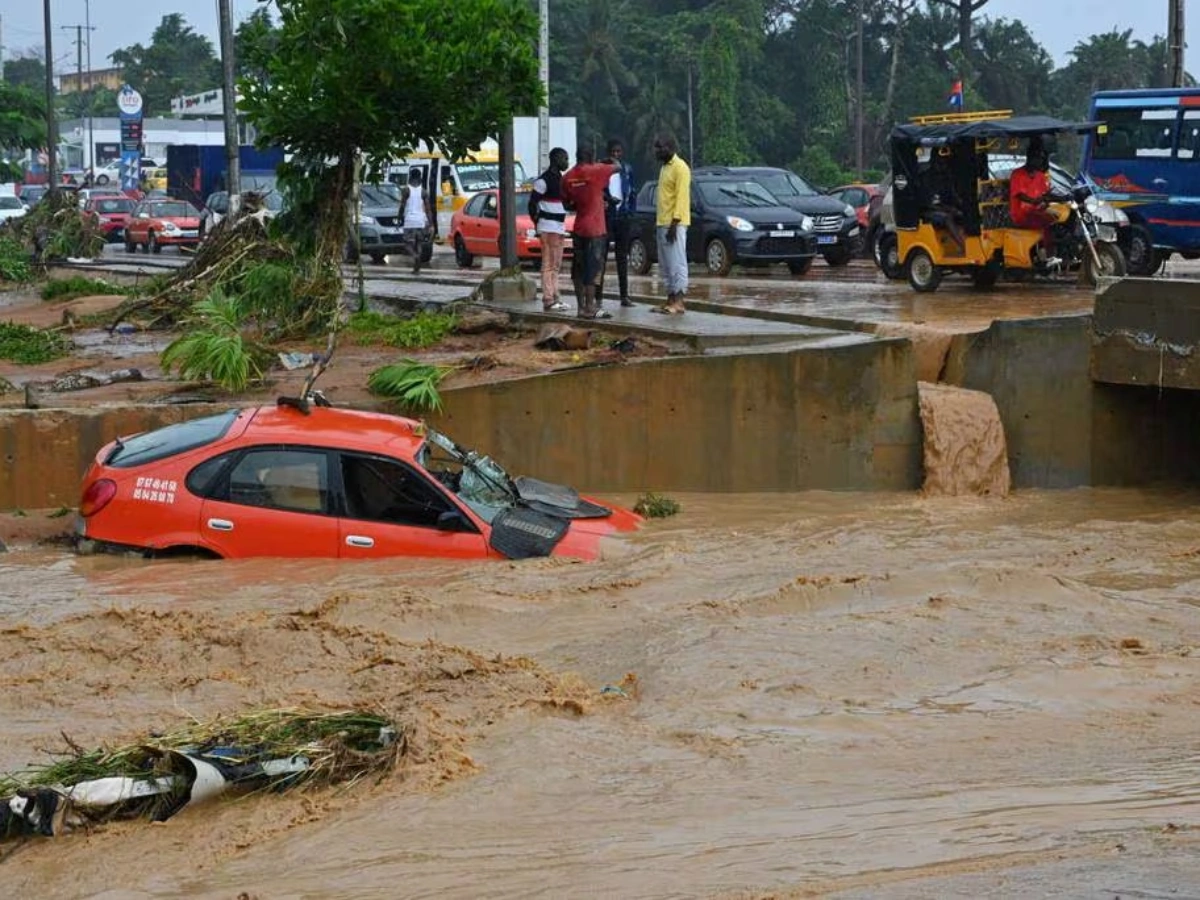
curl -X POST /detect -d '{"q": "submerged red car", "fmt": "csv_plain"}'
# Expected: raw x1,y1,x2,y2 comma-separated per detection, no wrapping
448,188,575,267
78,404,640,561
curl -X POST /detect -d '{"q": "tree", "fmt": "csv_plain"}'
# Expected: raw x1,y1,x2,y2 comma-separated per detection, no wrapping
0,82,47,156
928,0,990,64
234,8,279,83
110,14,221,116
698,19,746,164
239,0,542,265
3,53,47,92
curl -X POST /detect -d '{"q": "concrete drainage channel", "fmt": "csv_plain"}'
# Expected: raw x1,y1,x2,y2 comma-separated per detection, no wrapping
6,262,1200,508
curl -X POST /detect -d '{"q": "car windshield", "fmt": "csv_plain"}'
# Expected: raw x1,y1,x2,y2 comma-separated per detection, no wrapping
105,410,239,469
0,196,23,210
418,428,517,524
150,202,197,217
699,180,779,208
360,185,395,207
757,171,820,198
456,162,528,192
94,198,133,213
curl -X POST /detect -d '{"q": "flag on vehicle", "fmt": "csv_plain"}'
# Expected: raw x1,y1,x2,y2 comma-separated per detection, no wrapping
947,79,964,109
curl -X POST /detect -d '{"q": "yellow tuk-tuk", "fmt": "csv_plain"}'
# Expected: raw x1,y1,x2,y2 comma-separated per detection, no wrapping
890,111,1126,291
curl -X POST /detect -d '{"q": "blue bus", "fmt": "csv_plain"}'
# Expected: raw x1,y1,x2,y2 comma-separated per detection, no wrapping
1084,88,1200,274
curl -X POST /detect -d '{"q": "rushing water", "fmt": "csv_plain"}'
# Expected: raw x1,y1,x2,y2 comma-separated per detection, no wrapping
3,488,1200,897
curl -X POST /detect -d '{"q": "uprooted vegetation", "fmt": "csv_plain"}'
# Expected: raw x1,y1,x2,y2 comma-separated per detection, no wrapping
0,191,106,269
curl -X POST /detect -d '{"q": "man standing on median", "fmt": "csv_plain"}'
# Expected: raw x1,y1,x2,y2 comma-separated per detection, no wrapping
652,134,690,315
563,147,620,320
529,147,571,312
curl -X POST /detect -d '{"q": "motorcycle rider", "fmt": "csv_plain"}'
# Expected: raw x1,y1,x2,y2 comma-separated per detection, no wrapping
1010,138,1068,267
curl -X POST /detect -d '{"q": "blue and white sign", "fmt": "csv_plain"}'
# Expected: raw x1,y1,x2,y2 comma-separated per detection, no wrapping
117,85,143,118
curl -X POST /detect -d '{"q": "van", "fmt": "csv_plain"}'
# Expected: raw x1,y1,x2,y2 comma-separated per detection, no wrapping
385,145,529,237
1084,87,1200,274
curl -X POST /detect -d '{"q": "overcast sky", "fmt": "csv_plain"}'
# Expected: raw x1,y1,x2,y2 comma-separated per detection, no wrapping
1,0,1192,86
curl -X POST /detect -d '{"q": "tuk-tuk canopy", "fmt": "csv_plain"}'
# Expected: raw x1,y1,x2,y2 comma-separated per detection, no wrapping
890,115,1102,147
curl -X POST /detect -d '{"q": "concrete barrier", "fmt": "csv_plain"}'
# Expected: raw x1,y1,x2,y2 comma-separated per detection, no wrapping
1092,277,1200,390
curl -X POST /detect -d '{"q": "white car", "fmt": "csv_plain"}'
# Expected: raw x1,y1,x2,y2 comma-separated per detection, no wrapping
0,194,29,223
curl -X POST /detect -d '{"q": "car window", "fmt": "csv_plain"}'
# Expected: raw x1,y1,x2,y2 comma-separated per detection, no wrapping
482,194,498,217
340,453,455,529
697,180,778,207
105,410,239,468
465,193,488,216
0,196,23,210
186,451,236,498
95,198,133,213
228,448,330,514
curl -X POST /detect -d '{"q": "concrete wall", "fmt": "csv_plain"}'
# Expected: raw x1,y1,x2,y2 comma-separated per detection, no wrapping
1092,277,1200,391
0,338,923,509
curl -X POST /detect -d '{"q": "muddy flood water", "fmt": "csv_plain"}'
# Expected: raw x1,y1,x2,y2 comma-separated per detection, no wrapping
3,488,1200,898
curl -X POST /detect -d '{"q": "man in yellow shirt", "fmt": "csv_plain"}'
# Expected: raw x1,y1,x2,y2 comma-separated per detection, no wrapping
652,134,691,315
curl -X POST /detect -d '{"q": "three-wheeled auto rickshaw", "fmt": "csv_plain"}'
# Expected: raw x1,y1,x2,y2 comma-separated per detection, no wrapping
890,111,1127,292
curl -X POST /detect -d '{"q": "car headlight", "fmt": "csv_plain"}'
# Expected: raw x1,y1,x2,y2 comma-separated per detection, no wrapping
525,228,537,239
160,222,180,234
726,215,754,232
800,214,814,231
843,204,856,219
1085,196,1100,214
360,215,377,225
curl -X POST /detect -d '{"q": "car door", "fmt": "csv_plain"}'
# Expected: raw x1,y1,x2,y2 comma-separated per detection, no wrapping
471,193,501,256
686,184,705,261
127,202,148,243
198,446,340,558
336,452,490,559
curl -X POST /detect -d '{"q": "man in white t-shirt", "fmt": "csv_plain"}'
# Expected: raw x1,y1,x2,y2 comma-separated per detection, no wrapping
399,168,432,275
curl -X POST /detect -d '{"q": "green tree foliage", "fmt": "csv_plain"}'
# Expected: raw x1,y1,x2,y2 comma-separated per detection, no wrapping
239,0,542,267
698,21,746,165
2,54,47,92
0,82,46,151
110,15,222,116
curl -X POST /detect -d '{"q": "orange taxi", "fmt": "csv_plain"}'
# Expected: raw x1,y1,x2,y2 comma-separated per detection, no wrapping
78,404,641,561
123,198,202,253
448,188,574,267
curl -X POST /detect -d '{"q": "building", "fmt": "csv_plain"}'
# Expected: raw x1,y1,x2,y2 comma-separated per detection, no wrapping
59,67,124,95
55,117,228,172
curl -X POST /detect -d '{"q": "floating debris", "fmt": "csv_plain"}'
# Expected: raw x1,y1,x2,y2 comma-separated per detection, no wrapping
634,493,680,518
1,708,403,841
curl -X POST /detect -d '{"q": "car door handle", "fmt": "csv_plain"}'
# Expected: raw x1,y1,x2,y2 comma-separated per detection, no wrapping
206,518,234,532
345,535,375,548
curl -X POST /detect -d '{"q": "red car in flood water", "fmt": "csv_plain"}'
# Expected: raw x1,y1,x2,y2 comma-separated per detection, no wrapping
78,404,640,561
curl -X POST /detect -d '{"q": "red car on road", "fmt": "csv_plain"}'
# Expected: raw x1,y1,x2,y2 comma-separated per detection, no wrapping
83,194,136,242
78,404,640,561
123,199,202,253
828,183,884,230
448,188,574,267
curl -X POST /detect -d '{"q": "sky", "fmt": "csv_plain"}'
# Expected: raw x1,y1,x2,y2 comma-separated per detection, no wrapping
0,0,1194,84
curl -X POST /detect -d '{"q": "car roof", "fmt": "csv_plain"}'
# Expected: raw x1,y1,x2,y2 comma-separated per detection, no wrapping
245,404,427,455
695,166,791,176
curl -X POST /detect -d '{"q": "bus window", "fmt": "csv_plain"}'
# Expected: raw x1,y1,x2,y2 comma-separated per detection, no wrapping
1094,107,1177,160
1179,111,1200,160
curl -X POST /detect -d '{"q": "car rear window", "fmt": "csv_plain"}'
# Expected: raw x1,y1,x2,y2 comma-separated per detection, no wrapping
105,410,239,468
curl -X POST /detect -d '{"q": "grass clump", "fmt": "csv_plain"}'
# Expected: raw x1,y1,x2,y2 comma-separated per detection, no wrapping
634,492,680,518
368,359,452,414
0,322,69,364
348,310,457,349
160,290,265,393
0,236,32,283
41,276,133,302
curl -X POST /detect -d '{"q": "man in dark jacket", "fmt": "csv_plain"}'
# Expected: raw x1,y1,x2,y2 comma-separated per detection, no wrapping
600,138,636,308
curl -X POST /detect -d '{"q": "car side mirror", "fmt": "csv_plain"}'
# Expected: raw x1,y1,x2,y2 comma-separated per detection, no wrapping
436,510,469,532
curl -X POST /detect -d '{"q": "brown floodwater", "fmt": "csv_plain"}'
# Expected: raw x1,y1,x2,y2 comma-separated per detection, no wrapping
3,487,1200,897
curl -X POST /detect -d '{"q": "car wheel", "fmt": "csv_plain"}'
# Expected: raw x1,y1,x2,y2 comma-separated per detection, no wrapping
787,258,814,276
628,236,651,275
344,241,360,264
822,245,853,267
149,232,161,254
705,237,734,276
1125,223,1159,276
1082,241,1127,286
876,231,904,280
369,253,388,265
95,174,110,186
906,248,942,293
454,234,475,268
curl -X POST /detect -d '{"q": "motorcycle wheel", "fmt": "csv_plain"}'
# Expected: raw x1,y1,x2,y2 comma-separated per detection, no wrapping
1082,242,1127,286
1125,224,1159,276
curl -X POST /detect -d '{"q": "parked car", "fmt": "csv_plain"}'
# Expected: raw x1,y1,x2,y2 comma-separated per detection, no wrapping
77,405,641,561
83,195,136,242
695,166,862,266
200,187,285,237
627,173,818,277
0,193,29,223
141,167,169,193
448,188,575,267
17,184,49,207
124,199,202,253
347,184,426,264
828,182,883,230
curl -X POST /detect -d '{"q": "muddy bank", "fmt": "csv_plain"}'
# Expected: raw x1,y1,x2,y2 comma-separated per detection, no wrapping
2,489,1200,896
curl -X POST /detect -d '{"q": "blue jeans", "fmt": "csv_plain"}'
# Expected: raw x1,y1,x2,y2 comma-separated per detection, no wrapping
656,225,688,296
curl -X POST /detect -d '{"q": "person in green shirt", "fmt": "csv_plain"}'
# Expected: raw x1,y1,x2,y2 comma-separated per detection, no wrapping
652,133,691,315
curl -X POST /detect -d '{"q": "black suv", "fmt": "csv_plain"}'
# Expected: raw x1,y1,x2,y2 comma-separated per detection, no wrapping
627,172,818,277
695,166,862,266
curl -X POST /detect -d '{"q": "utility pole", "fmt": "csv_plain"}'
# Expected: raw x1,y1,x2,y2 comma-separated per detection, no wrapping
856,0,864,178
686,65,695,164
85,0,94,180
499,122,517,267
62,23,93,175
537,0,549,172
218,0,240,219
43,0,58,195
1168,0,1186,88
1,14,5,83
